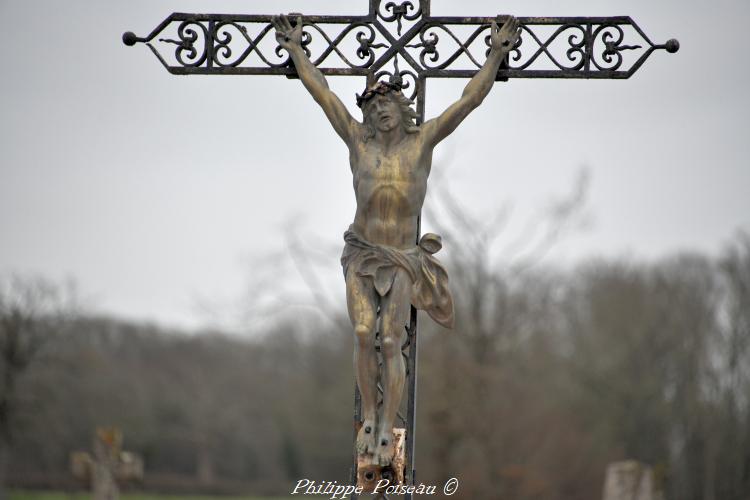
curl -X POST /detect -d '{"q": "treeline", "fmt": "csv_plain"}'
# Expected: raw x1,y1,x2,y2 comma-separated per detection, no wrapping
2,235,749,500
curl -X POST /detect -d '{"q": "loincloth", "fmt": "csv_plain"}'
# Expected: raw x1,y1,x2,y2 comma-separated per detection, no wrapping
341,226,454,329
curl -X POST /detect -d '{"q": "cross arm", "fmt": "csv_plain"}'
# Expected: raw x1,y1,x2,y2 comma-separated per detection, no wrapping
401,15,679,80
122,12,378,77
123,11,678,81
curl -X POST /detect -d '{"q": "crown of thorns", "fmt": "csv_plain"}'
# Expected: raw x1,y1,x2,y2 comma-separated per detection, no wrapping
356,81,403,108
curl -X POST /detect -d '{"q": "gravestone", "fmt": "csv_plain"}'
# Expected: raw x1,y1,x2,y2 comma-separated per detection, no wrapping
602,460,661,500
70,427,143,500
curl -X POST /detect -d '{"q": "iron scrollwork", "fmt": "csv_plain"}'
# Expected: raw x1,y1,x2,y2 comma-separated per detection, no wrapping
407,23,489,70
304,22,387,69
592,24,642,71
507,24,588,72
374,56,419,101
209,20,388,69
158,21,208,68
124,7,678,80
212,22,292,68
376,0,423,36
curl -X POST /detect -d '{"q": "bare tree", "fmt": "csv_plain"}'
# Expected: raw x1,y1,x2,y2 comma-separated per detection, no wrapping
416,169,592,497
0,275,73,500
711,232,750,500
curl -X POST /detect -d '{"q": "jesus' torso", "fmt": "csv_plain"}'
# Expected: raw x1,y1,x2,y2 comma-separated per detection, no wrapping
349,130,433,249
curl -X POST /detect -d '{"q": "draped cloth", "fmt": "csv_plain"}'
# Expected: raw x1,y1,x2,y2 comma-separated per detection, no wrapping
341,226,454,329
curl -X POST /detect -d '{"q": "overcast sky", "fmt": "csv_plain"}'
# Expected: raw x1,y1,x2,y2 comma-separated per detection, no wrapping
1,0,748,330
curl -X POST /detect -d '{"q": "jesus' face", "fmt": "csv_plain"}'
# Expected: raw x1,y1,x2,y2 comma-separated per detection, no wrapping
364,94,402,133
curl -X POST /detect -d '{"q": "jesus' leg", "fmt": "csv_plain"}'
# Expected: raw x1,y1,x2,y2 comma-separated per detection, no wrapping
346,269,379,455
374,269,411,466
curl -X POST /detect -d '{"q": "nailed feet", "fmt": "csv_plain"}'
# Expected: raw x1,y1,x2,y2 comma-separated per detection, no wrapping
374,430,395,466
356,418,377,455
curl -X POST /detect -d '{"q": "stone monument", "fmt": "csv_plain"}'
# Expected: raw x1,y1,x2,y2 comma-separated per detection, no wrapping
71,427,143,500
602,460,662,500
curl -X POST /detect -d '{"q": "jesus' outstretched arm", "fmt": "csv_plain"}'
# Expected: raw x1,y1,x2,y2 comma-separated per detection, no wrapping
271,14,360,145
422,16,522,147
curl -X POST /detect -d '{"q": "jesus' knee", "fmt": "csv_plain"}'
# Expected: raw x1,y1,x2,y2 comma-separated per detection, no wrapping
380,335,401,358
353,323,375,348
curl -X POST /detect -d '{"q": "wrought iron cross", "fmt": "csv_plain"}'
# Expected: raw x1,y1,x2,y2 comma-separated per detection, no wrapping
123,0,678,497
122,0,679,119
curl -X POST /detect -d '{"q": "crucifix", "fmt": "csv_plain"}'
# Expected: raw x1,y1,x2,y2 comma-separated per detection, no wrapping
123,1,678,496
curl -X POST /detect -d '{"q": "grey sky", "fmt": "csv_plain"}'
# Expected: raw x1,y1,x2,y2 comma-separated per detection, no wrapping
1,0,748,330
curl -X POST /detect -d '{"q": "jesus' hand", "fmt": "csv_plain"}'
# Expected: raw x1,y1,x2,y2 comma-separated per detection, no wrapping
490,16,522,54
271,14,303,52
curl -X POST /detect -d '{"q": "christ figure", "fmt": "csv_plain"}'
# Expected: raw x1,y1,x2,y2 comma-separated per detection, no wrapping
272,13,521,466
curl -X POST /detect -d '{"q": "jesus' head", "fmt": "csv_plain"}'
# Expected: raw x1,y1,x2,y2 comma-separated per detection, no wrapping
357,81,419,141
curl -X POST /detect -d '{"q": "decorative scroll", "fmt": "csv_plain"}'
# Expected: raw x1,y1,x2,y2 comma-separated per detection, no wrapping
125,14,392,76
158,21,208,68
506,22,645,73
373,56,420,101
304,22,387,68
406,23,489,70
211,22,289,68
592,24,643,71
401,17,678,78
124,10,678,79
375,0,424,36
506,24,588,71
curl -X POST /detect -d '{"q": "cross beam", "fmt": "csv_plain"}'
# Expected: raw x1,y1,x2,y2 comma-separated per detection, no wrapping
123,0,678,113
123,1,678,498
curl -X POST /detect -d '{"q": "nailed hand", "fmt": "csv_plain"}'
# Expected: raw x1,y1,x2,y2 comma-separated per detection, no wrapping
271,14,303,51
491,16,522,52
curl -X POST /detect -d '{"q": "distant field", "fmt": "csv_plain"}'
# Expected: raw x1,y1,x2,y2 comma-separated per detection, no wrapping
10,493,310,500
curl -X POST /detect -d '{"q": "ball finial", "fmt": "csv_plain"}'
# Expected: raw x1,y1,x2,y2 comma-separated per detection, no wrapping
665,39,680,53
122,31,138,46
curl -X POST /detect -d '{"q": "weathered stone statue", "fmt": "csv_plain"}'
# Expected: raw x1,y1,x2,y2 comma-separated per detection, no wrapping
70,428,144,500
272,13,521,466
602,461,661,500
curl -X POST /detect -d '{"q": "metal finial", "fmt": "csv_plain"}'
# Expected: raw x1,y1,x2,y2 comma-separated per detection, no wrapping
122,31,139,46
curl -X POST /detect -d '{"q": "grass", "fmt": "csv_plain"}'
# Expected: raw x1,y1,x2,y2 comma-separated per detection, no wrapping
10,492,307,500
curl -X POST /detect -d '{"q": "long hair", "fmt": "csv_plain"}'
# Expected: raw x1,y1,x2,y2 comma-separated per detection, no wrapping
362,90,419,142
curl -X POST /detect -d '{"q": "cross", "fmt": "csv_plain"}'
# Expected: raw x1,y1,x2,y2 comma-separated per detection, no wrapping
123,1,677,498
71,427,144,500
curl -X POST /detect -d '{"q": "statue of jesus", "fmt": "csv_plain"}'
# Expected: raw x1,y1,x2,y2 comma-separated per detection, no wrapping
272,14,521,467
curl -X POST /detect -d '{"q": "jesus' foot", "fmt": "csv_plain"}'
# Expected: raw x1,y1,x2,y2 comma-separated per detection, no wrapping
356,419,377,455
374,430,395,466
